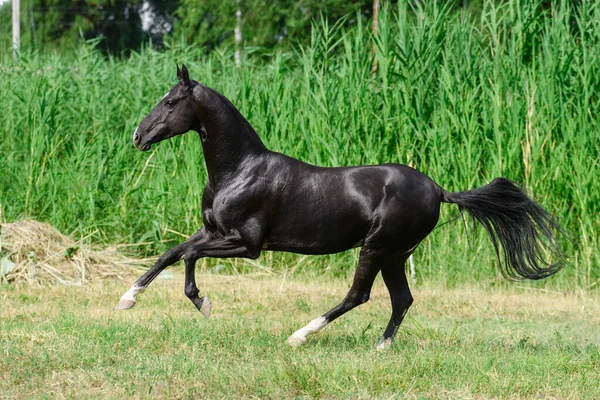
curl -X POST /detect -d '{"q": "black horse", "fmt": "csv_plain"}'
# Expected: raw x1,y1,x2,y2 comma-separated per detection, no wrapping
117,65,565,349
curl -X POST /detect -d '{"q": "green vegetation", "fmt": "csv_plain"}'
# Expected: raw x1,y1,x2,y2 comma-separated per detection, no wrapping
1,274,599,398
0,0,390,54
1,1,598,288
0,0,490,55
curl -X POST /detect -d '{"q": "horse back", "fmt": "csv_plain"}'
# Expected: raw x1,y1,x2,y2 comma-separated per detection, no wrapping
259,154,442,254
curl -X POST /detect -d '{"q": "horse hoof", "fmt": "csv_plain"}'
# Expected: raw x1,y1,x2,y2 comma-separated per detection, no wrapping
115,299,136,310
286,335,307,347
376,338,392,351
199,297,211,318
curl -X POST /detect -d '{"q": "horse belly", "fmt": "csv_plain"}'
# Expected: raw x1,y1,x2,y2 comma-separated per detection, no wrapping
265,205,369,255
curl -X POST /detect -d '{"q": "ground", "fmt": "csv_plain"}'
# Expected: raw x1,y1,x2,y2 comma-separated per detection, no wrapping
1,271,599,399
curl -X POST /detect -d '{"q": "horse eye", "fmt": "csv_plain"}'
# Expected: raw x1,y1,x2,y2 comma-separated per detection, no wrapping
166,100,176,108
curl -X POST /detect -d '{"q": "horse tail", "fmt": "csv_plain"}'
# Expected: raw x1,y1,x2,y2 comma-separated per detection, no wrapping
441,177,566,280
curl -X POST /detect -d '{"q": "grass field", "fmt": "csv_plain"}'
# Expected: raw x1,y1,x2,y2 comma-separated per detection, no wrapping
1,271,599,398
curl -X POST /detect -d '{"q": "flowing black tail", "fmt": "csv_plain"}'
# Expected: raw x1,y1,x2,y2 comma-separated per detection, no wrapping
442,178,566,280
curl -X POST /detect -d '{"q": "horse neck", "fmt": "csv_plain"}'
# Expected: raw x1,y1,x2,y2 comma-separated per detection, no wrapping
195,87,267,188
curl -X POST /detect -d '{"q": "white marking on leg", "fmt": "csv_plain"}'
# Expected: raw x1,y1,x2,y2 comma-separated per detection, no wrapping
287,315,328,347
123,285,145,300
409,254,416,286
376,308,409,350
376,338,392,351
115,285,145,310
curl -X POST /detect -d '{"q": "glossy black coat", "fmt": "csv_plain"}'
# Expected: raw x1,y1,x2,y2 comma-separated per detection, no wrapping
120,65,565,347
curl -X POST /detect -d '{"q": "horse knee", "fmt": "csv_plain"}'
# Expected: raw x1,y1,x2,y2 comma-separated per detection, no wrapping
247,248,261,259
360,292,370,305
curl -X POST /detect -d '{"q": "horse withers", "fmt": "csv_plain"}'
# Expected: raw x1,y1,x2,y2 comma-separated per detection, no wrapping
117,65,566,349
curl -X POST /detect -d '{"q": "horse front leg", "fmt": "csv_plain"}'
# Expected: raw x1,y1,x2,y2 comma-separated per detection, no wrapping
115,228,211,310
184,256,212,317
117,217,264,313
182,232,262,316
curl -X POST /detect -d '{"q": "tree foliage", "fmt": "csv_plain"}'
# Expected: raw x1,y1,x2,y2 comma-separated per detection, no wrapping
0,0,569,56
2,0,380,54
0,0,175,54
172,0,375,51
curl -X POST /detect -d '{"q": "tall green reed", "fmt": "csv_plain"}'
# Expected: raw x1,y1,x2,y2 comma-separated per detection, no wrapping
1,0,597,288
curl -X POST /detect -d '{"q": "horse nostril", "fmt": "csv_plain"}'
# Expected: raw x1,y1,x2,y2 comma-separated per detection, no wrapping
134,132,140,143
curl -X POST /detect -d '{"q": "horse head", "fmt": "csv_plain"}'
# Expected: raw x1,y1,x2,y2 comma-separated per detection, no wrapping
133,64,200,151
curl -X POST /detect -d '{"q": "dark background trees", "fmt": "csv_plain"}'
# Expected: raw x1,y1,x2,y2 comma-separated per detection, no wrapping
1,0,176,54
0,0,488,55
0,0,561,56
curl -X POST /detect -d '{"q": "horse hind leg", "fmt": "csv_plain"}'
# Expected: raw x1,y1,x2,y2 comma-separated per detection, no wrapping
287,246,383,347
376,254,413,351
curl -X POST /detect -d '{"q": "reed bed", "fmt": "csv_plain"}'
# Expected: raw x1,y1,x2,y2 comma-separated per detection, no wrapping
0,1,597,288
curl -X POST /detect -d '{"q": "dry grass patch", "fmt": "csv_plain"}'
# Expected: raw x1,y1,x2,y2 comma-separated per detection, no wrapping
0,220,149,285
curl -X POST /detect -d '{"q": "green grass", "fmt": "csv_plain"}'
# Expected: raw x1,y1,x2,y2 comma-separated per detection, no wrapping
0,0,598,288
1,273,599,398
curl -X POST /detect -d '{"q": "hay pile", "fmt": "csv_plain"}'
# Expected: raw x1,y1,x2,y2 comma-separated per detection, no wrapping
0,220,151,285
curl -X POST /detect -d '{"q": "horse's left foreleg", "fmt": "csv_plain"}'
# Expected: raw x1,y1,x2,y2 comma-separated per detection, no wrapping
183,256,212,317
117,220,264,312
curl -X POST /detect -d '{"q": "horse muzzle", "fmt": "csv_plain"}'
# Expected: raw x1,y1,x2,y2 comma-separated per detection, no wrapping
133,126,153,151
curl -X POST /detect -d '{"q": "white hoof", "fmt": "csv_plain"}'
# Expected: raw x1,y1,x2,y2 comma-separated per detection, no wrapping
115,299,136,310
287,334,307,347
199,297,211,318
376,338,392,351
116,286,144,310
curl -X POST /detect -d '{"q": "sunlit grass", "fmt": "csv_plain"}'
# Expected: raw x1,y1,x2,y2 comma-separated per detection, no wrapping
0,0,598,288
1,273,599,398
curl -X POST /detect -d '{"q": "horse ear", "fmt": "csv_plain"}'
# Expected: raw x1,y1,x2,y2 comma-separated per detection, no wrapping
176,64,182,81
178,64,191,87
